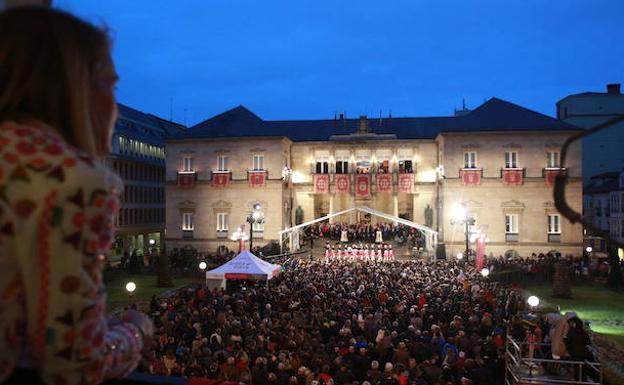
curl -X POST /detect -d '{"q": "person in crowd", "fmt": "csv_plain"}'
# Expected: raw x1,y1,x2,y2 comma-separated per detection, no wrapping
0,6,153,385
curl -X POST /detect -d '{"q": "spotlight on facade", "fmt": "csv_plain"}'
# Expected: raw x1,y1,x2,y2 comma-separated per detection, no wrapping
527,295,540,307
125,281,136,293
199,261,207,270
451,203,467,223
480,268,490,277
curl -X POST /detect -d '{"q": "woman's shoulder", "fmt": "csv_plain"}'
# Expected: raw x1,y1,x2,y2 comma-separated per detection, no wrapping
0,121,122,202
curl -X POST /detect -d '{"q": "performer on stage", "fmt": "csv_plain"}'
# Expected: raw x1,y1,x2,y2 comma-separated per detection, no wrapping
324,242,331,259
383,244,389,260
336,244,343,259
340,229,349,243
388,245,394,260
375,229,383,244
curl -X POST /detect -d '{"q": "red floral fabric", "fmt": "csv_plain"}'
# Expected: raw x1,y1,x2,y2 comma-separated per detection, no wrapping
0,122,145,385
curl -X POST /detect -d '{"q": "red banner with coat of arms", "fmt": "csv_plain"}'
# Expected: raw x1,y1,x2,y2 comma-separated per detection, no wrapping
314,174,329,193
502,169,524,186
248,171,266,187
461,169,482,186
355,174,371,197
212,172,229,187
335,174,350,193
376,174,393,193
398,173,413,193
544,168,564,187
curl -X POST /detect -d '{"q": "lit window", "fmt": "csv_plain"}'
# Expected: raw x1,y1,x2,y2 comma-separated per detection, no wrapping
217,156,229,171
398,160,413,173
547,151,560,168
464,152,477,168
505,152,518,168
315,161,329,174
335,159,349,174
505,214,519,234
548,214,561,234
253,155,264,171
217,213,228,231
183,156,193,172
182,212,194,231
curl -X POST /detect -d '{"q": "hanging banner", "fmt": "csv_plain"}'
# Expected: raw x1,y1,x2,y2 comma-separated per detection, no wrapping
335,174,350,193
398,173,413,193
461,169,482,185
476,236,486,271
376,174,393,193
314,174,330,193
544,168,564,187
177,172,196,188
248,171,266,187
502,169,523,186
355,174,371,197
212,172,229,187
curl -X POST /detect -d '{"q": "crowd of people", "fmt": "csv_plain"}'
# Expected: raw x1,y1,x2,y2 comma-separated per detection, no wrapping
324,243,395,261
309,221,426,249
141,259,524,384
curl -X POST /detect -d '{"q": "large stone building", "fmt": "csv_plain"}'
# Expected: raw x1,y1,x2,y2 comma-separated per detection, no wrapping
165,98,583,258
557,83,624,181
107,104,184,259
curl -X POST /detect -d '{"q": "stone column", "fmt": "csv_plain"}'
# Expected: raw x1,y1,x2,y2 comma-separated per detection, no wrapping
329,194,335,223
393,194,399,225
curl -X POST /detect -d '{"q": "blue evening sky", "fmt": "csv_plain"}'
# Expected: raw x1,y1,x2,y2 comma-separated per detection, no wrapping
55,0,623,126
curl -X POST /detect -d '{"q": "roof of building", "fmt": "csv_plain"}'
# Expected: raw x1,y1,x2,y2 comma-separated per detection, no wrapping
169,97,579,141
116,103,186,144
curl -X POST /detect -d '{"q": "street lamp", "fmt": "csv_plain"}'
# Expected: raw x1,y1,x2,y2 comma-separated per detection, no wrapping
231,226,249,252
247,203,265,252
480,268,490,277
199,261,207,270
585,246,592,253
125,281,136,304
527,295,540,308
450,203,475,261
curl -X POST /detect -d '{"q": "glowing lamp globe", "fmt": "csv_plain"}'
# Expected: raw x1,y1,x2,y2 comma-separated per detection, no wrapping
252,211,261,220
199,262,207,270
585,246,592,253
149,239,156,245
125,281,136,293
480,268,490,277
456,253,463,260
527,295,540,307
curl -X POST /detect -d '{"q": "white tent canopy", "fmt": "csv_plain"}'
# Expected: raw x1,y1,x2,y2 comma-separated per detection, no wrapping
205,250,281,281
279,206,438,252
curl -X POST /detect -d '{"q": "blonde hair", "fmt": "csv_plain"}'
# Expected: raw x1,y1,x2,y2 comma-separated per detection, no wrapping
0,6,111,157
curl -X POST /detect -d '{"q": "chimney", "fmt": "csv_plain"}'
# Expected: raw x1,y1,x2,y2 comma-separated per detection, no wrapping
339,113,344,120
358,115,369,133
607,83,621,94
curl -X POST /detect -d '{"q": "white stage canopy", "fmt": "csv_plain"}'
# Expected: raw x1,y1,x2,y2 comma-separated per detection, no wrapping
279,206,438,252
205,250,281,281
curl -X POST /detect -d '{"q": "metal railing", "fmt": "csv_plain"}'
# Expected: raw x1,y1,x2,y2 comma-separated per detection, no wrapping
505,335,602,385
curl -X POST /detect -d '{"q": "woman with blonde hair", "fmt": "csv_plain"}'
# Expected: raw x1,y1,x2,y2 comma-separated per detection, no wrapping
0,6,152,385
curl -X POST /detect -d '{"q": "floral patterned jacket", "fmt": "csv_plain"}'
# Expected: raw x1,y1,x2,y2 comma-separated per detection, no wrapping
0,122,145,385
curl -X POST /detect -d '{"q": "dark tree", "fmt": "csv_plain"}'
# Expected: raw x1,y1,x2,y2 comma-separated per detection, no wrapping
606,246,623,290
156,252,174,288
552,261,572,298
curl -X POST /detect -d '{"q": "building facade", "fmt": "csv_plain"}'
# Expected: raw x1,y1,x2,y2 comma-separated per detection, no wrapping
557,83,624,181
107,104,184,259
165,98,584,258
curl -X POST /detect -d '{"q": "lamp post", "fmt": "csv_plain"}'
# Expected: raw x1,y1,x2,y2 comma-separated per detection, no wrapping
246,203,265,253
125,281,136,305
230,226,249,252
450,203,475,261
198,261,207,285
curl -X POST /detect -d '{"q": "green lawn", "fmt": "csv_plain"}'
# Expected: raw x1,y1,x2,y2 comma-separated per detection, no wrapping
525,285,624,347
104,273,194,311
